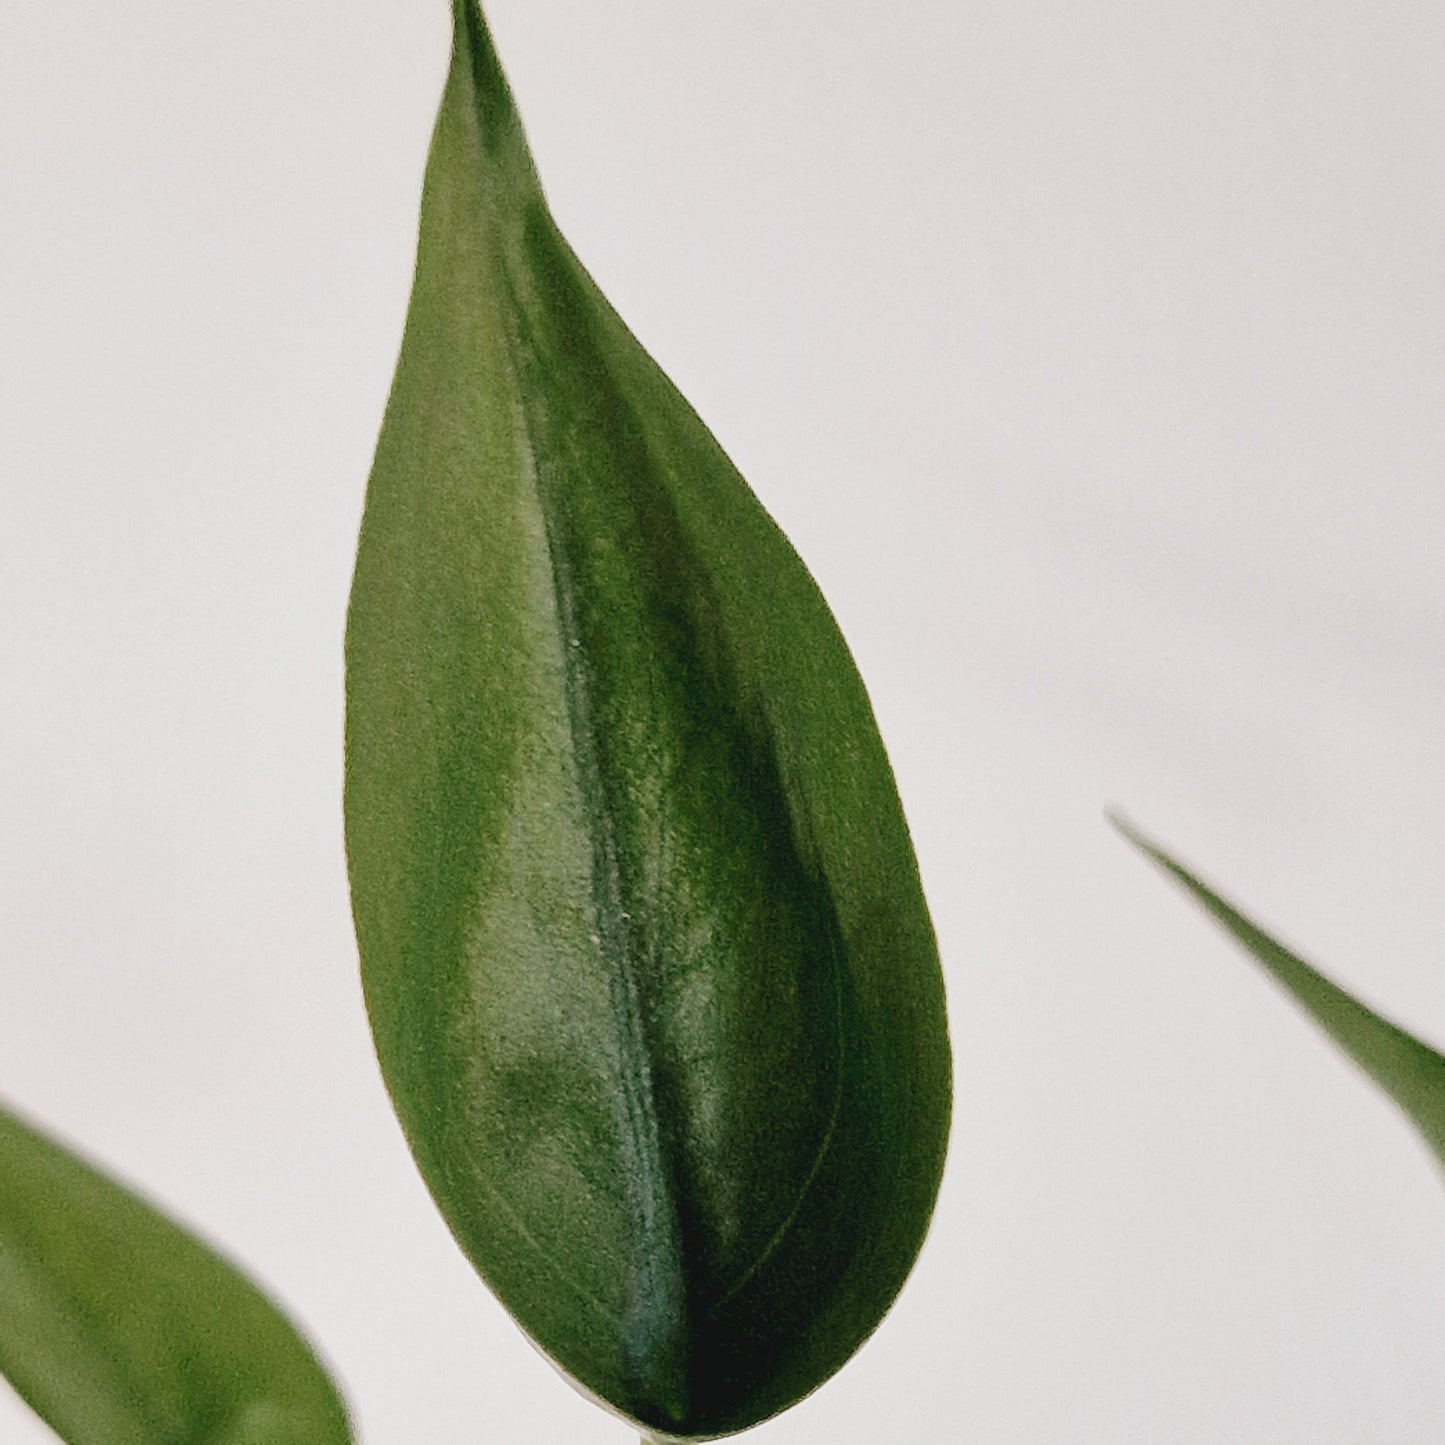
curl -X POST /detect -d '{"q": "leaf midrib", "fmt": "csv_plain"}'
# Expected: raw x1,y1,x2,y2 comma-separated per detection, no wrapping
499,298,688,1380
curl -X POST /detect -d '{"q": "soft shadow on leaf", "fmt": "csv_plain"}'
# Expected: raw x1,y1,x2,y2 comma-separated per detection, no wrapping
1113,815,1445,1172
0,1100,351,1445
344,1,951,1438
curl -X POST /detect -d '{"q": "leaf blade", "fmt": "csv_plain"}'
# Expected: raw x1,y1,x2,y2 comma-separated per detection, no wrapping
1114,816,1445,1170
0,1100,352,1445
345,2,951,1436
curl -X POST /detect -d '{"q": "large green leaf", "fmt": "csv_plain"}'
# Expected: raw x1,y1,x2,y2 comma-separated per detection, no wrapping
0,1100,351,1445
344,2,951,1437
1114,817,1445,1170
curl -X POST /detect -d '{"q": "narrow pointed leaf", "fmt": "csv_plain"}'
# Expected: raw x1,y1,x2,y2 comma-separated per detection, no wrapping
1115,817,1445,1170
344,2,951,1437
0,1100,351,1445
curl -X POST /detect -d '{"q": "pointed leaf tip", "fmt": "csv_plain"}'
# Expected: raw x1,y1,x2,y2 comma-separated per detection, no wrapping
346,2,950,1436
446,0,540,194
0,1100,352,1445
1114,816,1445,1175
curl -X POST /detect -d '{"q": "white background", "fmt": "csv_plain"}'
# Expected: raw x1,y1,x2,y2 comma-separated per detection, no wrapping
4,0,1445,1440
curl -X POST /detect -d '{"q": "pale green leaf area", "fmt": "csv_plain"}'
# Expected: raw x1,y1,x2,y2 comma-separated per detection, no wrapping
0,1101,351,1445
1114,817,1445,1173
344,0,951,1438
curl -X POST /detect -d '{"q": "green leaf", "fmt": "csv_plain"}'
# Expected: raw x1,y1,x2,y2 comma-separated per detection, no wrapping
0,1100,351,1445
1113,816,1445,1171
343,2,951,1437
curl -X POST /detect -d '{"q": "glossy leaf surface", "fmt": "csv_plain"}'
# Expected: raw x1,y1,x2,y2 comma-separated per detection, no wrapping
344,2,951,1436
0,1100,351,1445
1116,818,1445,1171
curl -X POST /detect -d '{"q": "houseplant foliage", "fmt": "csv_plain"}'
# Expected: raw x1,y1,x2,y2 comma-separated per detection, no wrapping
1116,818,1445,1172
3,3,1442,1437
0,1100,351,1445
343,0,952,1439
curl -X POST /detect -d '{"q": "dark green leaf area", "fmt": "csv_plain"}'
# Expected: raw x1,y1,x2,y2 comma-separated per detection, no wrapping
0,1102,351,1445
1116,818,1445,1172
344,3,950,1437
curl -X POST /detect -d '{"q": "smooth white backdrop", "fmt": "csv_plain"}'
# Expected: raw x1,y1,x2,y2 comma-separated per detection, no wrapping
3,0,1445,1439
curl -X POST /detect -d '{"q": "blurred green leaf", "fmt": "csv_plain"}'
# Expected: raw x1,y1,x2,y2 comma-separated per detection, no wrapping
1114,816,1445,1170
0,1100,351,1445
344,1,951,1437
